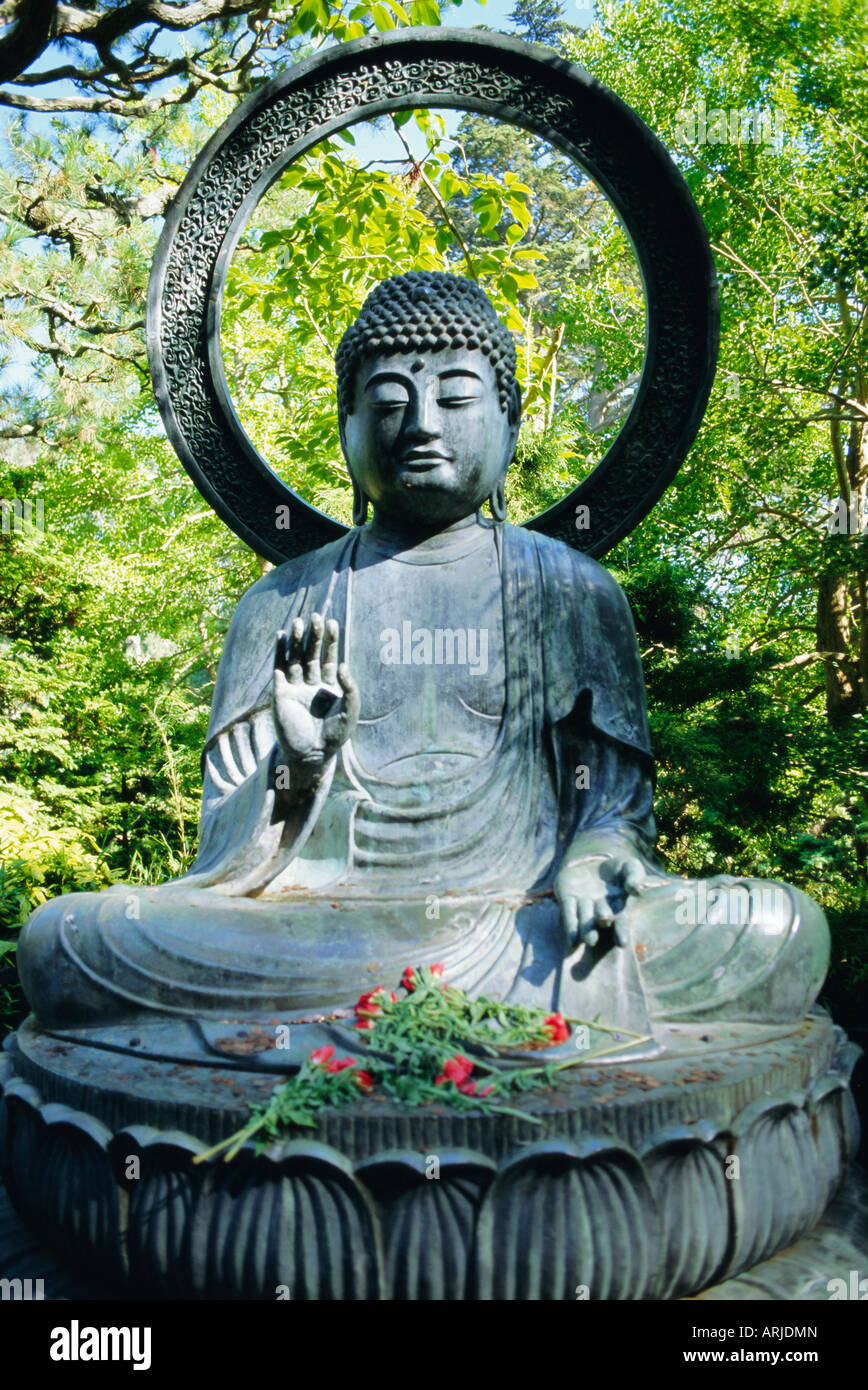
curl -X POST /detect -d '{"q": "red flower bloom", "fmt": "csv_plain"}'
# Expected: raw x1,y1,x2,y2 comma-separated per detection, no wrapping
326,1055,357,1074
456,1079,495,1098
355,1070,374,1093
444,1054,474,1084
434,1054,474,1087
354,986,397,1027
543,1012,570,1045
401,962,445,992
312,1047,358,1073
355,990,380,1016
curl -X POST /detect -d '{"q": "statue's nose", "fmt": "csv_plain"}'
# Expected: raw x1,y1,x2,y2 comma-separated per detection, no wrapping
405,392,440,440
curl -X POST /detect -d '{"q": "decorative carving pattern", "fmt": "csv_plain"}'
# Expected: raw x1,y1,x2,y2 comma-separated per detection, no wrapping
640,1122,731,1299
0,1031,859,1300
726,1092,848,1276
148,31,718,563
0,1075,123,1281
474,1139,656,1300
109,1128,382,1298
358,1150,495,1300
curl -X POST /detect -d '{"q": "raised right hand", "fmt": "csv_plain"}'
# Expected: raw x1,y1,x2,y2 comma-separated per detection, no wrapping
272,614,360,793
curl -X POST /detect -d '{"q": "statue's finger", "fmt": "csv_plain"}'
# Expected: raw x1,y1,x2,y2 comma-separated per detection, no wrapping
304,612,324,685
337,663,360,726
594,896,614,925
321,619,339,686
560,894,579,942
621,857,646,895
273,664,289,699
577,896,599,948
288,618,305,684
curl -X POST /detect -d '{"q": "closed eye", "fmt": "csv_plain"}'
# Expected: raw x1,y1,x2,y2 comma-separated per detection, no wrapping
366,384,410,410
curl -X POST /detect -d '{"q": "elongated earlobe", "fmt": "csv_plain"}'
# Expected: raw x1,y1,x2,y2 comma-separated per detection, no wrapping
488,475,507,523
352,478,369,527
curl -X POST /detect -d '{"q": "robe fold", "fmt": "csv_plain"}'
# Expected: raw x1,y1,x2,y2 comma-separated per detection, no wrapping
187,522,657,898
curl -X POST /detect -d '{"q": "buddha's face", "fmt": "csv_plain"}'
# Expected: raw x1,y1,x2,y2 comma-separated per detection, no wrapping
341,347,519,530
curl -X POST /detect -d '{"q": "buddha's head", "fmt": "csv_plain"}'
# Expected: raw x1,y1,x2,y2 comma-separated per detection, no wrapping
336,271,521,530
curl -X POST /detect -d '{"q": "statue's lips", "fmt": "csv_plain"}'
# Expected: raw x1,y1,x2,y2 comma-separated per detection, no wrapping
399,452,452,471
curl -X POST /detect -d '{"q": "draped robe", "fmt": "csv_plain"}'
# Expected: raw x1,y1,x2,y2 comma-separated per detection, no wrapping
17,521,829,1035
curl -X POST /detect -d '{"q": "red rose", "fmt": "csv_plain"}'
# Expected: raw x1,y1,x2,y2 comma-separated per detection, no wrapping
310,1045,336,1066
543,1012,570,1045
355,1070,374,1093
431,963,445,978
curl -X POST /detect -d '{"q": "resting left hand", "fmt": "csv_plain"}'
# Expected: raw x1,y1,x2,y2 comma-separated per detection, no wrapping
554,852,647,950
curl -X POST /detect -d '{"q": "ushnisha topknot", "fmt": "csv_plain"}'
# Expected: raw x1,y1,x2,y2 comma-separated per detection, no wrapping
336,270,518,421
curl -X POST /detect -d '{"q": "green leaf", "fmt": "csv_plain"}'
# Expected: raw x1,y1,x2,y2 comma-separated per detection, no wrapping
438,166,467,201
385,0,412,21
506,194,531,231
371,3,396,30
410,0,441,24
473,190,503,236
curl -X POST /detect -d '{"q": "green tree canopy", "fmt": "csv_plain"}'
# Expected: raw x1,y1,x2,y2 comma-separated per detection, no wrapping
2,0,866,1033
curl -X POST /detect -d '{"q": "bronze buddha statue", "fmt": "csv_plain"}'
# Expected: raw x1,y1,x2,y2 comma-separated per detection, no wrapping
18,272,830,1058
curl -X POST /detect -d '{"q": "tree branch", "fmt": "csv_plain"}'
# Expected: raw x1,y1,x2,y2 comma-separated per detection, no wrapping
54,0,260,46
0,0,56,84
0,0,287,114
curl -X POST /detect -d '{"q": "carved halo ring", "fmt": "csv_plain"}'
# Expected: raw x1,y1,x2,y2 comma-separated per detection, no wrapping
146,28,718,562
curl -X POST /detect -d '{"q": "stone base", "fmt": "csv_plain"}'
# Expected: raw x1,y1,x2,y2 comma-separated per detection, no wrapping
0,1014,862,1300
3,1166,867,1301
694,1166,868,1299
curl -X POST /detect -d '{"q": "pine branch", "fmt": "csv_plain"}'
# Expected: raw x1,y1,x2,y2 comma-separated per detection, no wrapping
0,0,56,85
0,0,292,115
